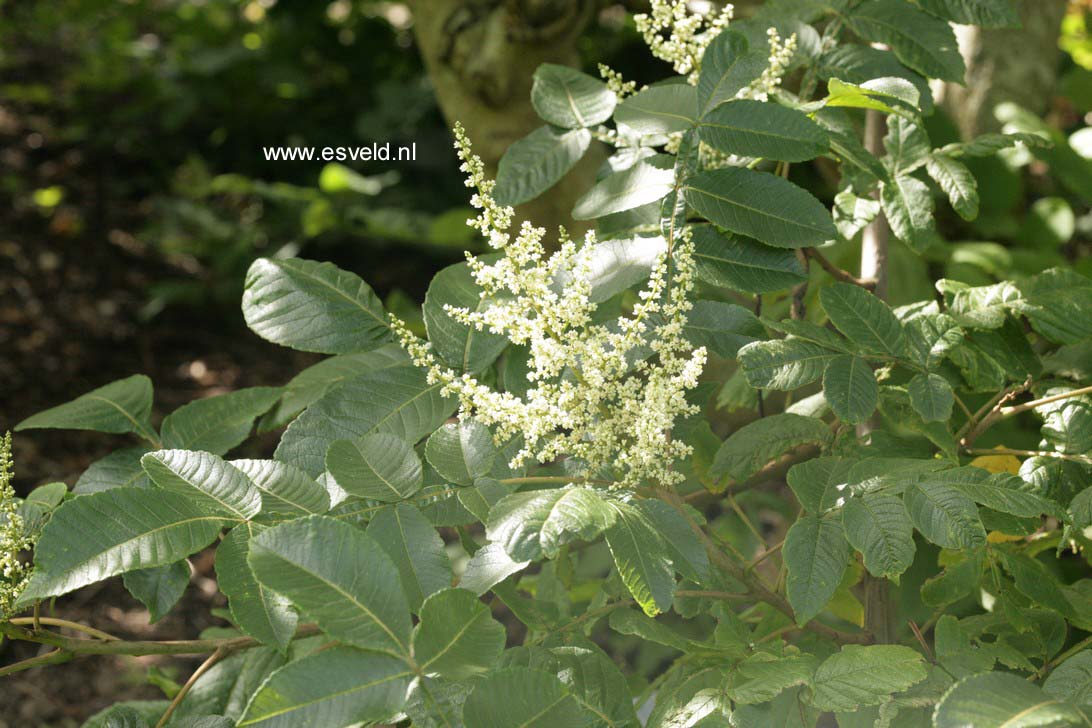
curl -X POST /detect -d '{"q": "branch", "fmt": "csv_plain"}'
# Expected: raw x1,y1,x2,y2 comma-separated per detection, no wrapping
154,647,229,728
805,248,877,291
1000,385,1092,418
7,617,120,641
685,443,821,506
958,378,1032,447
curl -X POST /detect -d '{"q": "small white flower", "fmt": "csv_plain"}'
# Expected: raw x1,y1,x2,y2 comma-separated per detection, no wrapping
0,432,32,617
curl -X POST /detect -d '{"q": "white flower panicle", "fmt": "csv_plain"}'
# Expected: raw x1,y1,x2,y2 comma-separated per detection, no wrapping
0,432,31,617
744,27,797,101
390,125,707,488
598,63,637,101
635,0,734,81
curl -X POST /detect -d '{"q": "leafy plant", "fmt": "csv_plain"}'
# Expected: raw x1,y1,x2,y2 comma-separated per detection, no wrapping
4,1,1092,726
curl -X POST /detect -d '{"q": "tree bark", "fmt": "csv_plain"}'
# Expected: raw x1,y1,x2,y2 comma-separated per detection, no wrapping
407,0,604,233
938,0,1069,139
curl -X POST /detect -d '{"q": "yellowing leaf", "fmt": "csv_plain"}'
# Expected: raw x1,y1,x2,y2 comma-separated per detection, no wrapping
970,451,1021,475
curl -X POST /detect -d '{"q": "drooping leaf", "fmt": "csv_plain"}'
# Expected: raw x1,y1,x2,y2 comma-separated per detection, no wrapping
423,260,509,373
907,372,955,422
326,433,423,501
412,588,505,680
572,158,675,220
494,126,592,206
604,501,676,616
699,100,828,162
462,667,591,728
822,355,879,425
615,84,698,135
820,282,906,357
248,515,411,656
683,300,764,359
275,366,455,477
934,672,1086,728
18,489,227,605
142,450,262,520
685,167,836,248
122,560,190,624
425,419,497,486
531,64,616,129
216,523,297,651
712,413,830,482
229,459,330,519
15,375,155,441
738,338,841,391
242,258,389,354
927,155,980,221
848,0,965,82
235,648,412,728
784,514,850,625
160,387,283,455
903,480,985,549
690,225,807,294
487,487,616,562
842,493,915,579
697,29,766,115
366,503,452,612
810,645,927,711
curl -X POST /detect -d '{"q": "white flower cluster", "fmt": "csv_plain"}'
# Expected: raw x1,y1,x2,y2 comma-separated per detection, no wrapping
391,125,707,488
0,433,31,617
598,63,637,102
635,0,734,81
744,27,797,101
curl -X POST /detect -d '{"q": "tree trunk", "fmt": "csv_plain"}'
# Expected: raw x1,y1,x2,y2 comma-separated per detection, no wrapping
938,0,1069,139
407,0,604,233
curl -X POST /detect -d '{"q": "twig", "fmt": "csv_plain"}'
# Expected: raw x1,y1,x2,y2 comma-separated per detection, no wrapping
806,248,877,291
747,540,784,570
8,617,120,641
1042,633,1092,677
908,620,935,663
958,378,1032,447
0,648,72,677
684,443,822,506
155,647,228,728
1000,385,1092,418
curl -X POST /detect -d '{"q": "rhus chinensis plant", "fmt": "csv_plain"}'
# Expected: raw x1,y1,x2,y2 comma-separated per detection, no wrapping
5,1,1092,726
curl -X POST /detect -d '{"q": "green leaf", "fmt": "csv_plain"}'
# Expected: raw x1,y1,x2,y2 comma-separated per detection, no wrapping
229,459,329,519
494,126,592,206
73,447,151,494
815,45,932,113
565,235,668,304
691,225,807,294
366,503,452,612
834,188,882,240
326,433,422,501
242,258,389,354
423,260,509,373
248,515,411,656
810,645,927,711
122,561,190,623
18,489,226,605
160,387,282,455
903,481,985,549
1044,650,1092,713
605,501,675,616
883,116,931,175
934,672,1086,728
635,499,711,584
783,514,849,624
824,77,921,118
842,493,915,579
712,413,830,482
848,0,965,82
142,450,262,520
907,372,955,422
460,542,529,596
738,338,840,390
822,355,879,425
487,487,617,562
572,158,675,220
820,282,906,356
531,64,616,129
917,0,1019,27
15,482,66,538
462,667,592,728
1011,269,1092,346
216,524,296,650
938,132,1050,158
697,30,766,115
412,587,505,679
275,366,455,477
236,647,412,728
728,654,818,705
927,155,979,221
15,374,155,441
533,645,640,727
685,168,836,248
615,84,698,135
789,457,853,513
699,100,828,162
683,300,763,358
425,419,497,486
